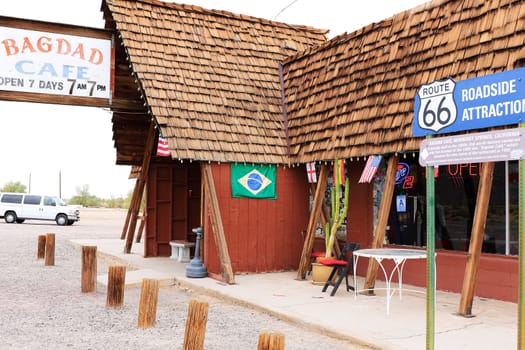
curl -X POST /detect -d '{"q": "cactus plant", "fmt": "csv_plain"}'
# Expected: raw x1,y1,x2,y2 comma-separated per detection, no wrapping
324,160,349,258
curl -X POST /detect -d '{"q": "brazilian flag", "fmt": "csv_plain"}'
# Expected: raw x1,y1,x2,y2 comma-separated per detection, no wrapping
231,164,276,199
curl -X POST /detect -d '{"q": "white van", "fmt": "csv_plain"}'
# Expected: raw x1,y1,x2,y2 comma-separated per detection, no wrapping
0,193,80,225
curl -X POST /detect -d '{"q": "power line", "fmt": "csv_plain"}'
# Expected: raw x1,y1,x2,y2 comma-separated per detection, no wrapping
273,0,300,20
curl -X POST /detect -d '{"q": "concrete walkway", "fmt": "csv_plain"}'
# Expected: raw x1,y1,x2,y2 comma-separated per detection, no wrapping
72,238,517,350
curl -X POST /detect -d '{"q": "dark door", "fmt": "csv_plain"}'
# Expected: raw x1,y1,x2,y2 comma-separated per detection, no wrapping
146,162,201,257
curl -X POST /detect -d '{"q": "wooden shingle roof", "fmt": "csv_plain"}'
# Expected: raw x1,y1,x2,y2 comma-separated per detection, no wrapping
283,0,525,163
104,0,327,164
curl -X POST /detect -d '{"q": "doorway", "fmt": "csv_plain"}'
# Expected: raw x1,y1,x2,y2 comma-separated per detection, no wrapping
145,161,201,257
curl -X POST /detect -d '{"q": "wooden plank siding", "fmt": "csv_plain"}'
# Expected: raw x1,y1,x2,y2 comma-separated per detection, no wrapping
203,163,310,274
202,163,234,283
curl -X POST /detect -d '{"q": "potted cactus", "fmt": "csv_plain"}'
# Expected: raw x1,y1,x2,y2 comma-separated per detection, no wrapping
311,159,349,283
324,162,349,258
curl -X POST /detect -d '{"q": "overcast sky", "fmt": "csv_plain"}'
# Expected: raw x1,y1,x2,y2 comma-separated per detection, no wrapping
0,0,428,199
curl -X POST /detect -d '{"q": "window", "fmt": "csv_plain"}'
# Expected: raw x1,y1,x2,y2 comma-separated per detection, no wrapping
43,197,56,206
380,156,518,255
23,195,41,205
1,194,23,203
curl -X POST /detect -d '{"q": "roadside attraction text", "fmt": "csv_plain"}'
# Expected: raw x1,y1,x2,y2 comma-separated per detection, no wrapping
413,67,525,136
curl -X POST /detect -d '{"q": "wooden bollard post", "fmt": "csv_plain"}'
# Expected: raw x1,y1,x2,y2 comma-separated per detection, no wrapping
44,233,55,266
257,332,270,350
37,235,46,259
137,278,159,328
183,300,209,350
81,246,97,293
257,331,285,350
269,333,285,350
106,265,126,308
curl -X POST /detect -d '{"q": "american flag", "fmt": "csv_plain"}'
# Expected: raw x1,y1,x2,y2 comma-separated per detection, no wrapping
358,155,382,183
156,134,170,157
306,162,317,183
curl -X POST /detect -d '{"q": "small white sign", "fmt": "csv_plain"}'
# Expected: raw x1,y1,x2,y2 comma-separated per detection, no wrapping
396,195,407,213
0,26,112,99
419,128,525,166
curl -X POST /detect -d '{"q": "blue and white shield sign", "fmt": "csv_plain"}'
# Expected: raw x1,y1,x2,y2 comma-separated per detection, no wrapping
416,79,457,134
413,67,525,136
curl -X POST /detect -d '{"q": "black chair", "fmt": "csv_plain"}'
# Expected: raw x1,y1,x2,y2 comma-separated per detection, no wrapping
319,242,360,296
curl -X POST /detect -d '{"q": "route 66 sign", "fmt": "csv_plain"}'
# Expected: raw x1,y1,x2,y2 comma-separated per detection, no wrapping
414,79,457,134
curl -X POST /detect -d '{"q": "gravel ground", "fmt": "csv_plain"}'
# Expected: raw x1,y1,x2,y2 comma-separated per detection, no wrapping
0,208,365,349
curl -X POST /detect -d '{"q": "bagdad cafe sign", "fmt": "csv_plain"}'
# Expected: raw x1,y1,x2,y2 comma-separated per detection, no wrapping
0,25,113,99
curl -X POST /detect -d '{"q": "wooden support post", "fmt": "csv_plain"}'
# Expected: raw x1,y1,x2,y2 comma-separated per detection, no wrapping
138,278,159,328
258,332,270,350
125,119,156,253
458,162,494,316
257,331,285,350
200,175,205,260
182,300,209,350
44,233,55,266
125,184,144,251
120,183,136,239
136,212,146,243
106,265,126,308
363,155,398,291
297,165,329,280
81,246,97,293
203,163,235,284
37,235,46,259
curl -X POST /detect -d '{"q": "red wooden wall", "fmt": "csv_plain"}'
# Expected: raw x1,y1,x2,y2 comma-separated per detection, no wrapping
346,160,519,303
352,249,518,303
203,163,310,274
346,163,373,249
144,160,519,302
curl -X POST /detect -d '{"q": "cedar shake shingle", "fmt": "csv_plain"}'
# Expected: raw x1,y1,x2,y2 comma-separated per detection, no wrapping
282,0,525,163
104,0,326,164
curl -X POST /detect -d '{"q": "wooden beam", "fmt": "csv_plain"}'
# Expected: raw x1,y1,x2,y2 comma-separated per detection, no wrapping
200,172,205,260
458,162,494,316
136,211,146,243
363,155,399,291
0,15,112,39
124,119,155,253
121,178,139,239
202,163,235,284
296,165,329,280
0,90,145,111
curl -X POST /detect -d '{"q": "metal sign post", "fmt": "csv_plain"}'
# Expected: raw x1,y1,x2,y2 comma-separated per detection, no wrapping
425,160,436,350
414,67,525,349
518,123,525,349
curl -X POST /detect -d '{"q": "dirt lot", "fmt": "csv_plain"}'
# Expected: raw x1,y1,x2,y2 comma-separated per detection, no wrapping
0,208,363,350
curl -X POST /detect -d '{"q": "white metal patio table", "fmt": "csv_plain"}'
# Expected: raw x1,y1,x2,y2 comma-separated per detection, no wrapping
352,248,427,315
